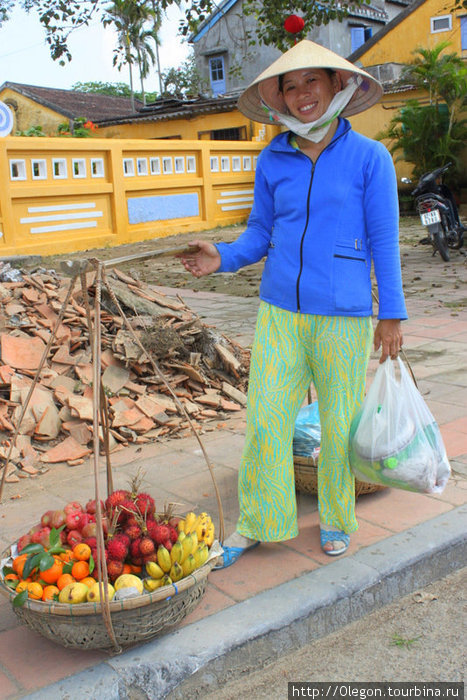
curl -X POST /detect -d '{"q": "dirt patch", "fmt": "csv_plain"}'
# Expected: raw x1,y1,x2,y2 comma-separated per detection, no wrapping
30,211,467,311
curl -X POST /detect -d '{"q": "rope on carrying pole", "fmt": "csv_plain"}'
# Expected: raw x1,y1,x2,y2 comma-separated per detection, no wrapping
100,266,225,544
90,260,121,654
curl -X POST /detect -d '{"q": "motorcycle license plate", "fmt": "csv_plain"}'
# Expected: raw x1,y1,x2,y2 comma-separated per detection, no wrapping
420,210,441,226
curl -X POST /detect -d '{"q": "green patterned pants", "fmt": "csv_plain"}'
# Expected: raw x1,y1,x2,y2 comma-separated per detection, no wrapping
237,302,373,541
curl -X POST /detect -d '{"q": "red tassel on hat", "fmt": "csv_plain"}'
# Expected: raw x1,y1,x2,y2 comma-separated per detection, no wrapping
284,14,305,43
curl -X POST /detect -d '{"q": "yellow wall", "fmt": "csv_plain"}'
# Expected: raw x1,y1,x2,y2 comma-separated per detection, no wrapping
96,112,279,142
0,88,66,135
0,137,264,257
357,0,465,65
348,0,467,180
1,86,280,144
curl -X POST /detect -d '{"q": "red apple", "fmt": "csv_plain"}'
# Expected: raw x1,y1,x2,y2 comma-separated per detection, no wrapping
40,510,54,528
64,501,84,515
51,509,66,529
31,527,50,546
85,499,104,515
28,524,41,536
67,529,82,547
17,534,31,552
65,511,82,530
81,522,97,539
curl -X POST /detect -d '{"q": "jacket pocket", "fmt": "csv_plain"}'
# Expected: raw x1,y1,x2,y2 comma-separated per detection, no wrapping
333,243,371,312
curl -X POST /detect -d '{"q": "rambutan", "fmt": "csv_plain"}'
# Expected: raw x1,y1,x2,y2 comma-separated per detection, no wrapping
130,539,142,560
146,520,158,541
162,539,173,552
120,499,139,517
126,515,140,528
125,524,142,541
106,538,128,562
107,559,124,581
114,532,130,549
154,523,170,545
91,548,108,563
139,537,155,556
105,489,130,512
169,527,178,544
135,493,155,517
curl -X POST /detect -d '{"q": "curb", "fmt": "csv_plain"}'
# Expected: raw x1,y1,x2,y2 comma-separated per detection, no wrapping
23,505,467,700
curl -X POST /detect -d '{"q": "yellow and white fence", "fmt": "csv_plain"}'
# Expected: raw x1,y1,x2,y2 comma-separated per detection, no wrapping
0,137,264,257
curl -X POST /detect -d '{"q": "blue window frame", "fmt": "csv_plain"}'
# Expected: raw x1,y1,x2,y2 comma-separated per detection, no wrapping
461,16,467,50
351,26,372,52
209,55,226,96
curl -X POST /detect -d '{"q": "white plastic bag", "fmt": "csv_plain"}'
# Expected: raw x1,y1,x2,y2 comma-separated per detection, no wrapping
349,357,451,494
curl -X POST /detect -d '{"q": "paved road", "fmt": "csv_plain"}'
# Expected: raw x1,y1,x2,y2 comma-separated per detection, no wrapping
201,567,466,700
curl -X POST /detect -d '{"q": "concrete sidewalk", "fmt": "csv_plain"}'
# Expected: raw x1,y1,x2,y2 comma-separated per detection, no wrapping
0,283,466,700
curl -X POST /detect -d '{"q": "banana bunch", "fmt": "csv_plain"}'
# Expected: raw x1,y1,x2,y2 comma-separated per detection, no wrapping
177,511,215,547
144,528,210,591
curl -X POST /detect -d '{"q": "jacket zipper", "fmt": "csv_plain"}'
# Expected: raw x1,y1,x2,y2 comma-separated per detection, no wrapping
296,164,314,311
294,125,350,313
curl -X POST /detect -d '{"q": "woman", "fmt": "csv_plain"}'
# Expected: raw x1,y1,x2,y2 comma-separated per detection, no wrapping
179,40,407,566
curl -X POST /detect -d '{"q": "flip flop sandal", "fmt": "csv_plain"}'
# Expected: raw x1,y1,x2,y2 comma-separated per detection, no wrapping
213,541,259,570
320,529,350,556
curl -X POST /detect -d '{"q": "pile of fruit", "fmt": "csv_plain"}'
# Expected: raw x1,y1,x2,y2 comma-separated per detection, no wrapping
1,480,216,606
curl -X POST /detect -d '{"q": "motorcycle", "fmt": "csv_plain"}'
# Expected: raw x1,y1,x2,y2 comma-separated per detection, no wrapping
401,162,465,261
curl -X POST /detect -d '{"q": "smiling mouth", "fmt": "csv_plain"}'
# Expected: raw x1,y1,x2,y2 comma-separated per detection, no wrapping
299,103,317,114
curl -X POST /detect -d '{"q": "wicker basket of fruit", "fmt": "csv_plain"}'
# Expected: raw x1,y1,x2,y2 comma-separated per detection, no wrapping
0,261,225,652
0,489,220,651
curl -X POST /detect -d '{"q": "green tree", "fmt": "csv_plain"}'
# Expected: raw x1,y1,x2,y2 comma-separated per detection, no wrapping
161,54,206,97
0,0,374,63
72,81,135,96
103,0,154,110
71,80,158,102
378,42,467,187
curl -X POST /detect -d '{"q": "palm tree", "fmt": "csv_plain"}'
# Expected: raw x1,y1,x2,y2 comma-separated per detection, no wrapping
131,22,157,103
379,42,467,186
104,0,153,110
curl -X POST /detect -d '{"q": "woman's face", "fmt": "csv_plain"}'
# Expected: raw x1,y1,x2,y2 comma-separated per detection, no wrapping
281,69,341,123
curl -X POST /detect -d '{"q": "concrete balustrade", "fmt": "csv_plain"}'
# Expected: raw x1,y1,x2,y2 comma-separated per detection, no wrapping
0,137,264,256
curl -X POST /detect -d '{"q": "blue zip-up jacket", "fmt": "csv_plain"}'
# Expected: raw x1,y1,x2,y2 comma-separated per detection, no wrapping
215,119,407,320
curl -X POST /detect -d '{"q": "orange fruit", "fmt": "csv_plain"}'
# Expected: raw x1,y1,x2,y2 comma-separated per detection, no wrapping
27,582,43,600
57,573,75,591
12,554,28,578
4,573,19,582
72,543,91,561
42,585,60,602
80,577,96,589
122,564,132,575
71,561,89,581
129,564,142,574
59,550,73,563
40,559,63,584
15,580,29,594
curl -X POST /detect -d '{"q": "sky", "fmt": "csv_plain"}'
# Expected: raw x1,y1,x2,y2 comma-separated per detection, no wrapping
0,4,191,92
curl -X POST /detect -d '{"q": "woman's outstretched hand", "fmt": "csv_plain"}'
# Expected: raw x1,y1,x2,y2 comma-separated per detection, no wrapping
374,319,403,363
177,240,221,278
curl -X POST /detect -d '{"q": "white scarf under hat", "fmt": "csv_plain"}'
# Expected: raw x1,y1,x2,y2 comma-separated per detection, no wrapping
264,75,361,143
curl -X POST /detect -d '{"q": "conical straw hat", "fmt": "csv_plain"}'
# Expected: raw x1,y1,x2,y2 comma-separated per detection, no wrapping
237,39,383,124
